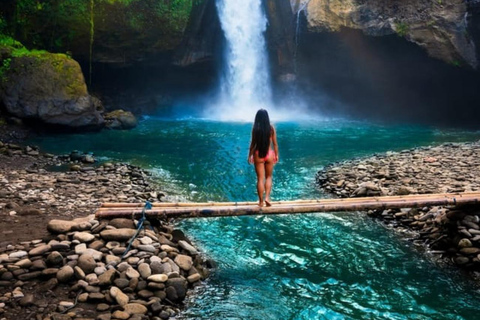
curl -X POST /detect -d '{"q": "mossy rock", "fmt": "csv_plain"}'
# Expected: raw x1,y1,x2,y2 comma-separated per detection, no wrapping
104,109,138,130
0,45,103,128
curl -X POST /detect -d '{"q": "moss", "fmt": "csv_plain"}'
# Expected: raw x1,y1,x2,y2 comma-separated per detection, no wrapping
395,22,409,38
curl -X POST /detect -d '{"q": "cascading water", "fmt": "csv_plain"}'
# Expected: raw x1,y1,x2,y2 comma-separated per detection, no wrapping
210,0,272,121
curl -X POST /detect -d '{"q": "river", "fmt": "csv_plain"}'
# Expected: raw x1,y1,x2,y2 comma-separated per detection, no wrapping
29,116,480,320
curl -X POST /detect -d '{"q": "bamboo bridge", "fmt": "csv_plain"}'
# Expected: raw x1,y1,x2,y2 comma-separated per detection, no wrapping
95,192,480,219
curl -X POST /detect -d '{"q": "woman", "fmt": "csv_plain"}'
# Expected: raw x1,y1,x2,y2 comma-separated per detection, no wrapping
248,109,279,207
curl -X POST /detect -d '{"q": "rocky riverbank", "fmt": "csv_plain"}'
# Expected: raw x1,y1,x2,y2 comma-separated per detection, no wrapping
0,141,211,319
316,141,480,277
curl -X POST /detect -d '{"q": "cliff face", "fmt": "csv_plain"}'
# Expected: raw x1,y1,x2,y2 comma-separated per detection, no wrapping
296,0,478,68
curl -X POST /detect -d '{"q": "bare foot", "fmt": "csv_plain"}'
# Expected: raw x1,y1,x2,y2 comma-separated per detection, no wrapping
258,201,264,207
265,199,272,207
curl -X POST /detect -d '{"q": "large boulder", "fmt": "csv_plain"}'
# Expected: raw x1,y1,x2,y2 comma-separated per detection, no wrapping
302,0,478,68
0,43,104,129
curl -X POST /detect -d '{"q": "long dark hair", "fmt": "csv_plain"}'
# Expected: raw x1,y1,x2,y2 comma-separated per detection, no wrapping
252,109,271,158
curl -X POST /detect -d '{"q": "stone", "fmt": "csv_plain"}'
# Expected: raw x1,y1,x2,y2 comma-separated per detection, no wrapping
174,254,193,271
77,254,97,274
15,258,32,268
166,278,187,300
460,247,480,255
110,286,129,306
123,303,148,315
98,268,117,286
104,110,138,130
75,243,88,255
187,273,202,283
126,266,140,279
137,289,154,299
148,274,168,283
47,220,77,234
97,303,110,311
73,232,96,243
458,238,472,248
97,313,112,320
178,240,198,255
139,236,153,245
57,265,74,283
138,263,152,279
109,219,135,229
114,278,130,289
100,229,137,241
46,251,64,266
105,255,121,266
137,244,156,253
112,310,130,320
19,293,35,306
74,266,86,279
9,251,28,259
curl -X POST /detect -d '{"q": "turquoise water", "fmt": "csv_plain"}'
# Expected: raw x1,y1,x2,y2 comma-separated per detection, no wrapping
29,117,480,319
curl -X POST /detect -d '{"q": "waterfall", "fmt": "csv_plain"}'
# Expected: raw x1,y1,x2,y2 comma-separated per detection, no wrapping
211,0,272,121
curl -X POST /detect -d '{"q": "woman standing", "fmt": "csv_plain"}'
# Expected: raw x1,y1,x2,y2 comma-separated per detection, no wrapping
248,109,279,207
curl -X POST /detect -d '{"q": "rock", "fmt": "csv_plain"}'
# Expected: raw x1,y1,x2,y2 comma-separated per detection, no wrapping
0,50,104,129
97,303,110,311
73,232,96,243
47,220,77,234
109,219,136,229
77,254,97,274
166,278,187,301
123,303,148,315
174,254,193,271
126,266,140,279
138,263,152,279
46,251,64,266
460,247,480,255
100,229,137,241
9,251,28,259
19,293,35,306
104,110,138,130
178,240,198,255
458,238,472,248
110,286,129,307
148,274,168,283
112,310,130,320
57,265,74,283
98,268,116,286
187,273,202,283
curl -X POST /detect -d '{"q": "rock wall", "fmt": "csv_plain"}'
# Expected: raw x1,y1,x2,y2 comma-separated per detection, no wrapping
297,0,478,68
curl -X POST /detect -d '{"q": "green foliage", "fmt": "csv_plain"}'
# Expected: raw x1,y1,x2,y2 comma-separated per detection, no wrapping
0,35,47,57
0,57,11,83
395,22,409,38
8,0,193,52
451,60,461,67
0,16,6,34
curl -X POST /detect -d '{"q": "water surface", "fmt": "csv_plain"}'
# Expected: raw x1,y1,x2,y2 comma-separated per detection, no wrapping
29,117,480,320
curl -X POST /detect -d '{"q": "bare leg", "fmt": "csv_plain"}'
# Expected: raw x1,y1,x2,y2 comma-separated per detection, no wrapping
264,159,274,206
254,161,266,207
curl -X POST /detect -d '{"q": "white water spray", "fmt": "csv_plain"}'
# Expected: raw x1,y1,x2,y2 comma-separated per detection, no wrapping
210,0,272,121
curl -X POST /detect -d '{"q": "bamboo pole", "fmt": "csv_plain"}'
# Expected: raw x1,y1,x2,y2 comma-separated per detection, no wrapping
95,192,480,219
98,192,477,210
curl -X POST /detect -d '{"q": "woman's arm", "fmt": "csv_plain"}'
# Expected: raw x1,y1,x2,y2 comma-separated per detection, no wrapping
248,130,255,164
272,126,279,163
